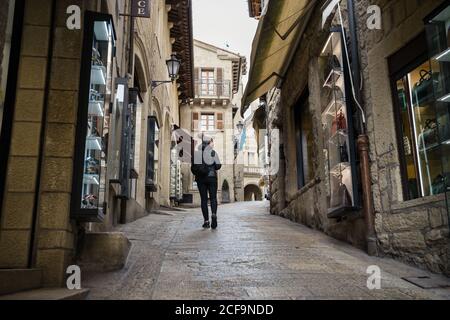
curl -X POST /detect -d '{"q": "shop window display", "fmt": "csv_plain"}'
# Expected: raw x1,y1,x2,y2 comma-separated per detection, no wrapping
425,4,450,212
319,27,360,219
390,4,450,204
146,116,160,193
71,13,116,222
393,61,446,199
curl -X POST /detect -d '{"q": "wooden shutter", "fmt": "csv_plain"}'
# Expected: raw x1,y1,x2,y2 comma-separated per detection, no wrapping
192,112,199,131
194,67,199,96
216,68,223,96
216,112,224,131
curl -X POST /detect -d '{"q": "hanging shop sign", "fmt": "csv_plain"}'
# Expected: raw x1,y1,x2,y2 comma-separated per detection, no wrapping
132,0,151,18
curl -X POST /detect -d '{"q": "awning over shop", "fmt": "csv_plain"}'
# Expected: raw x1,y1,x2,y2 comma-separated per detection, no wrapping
242,0,317,114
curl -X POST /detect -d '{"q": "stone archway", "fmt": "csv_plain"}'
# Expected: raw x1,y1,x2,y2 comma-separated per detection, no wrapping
244,184,263,201
221,180,230,203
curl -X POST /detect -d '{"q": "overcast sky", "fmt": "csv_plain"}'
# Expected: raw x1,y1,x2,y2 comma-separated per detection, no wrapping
192,0,258,85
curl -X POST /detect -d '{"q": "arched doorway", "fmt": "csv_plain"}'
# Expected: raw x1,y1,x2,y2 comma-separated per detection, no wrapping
221,180,230,203
244,184,263,201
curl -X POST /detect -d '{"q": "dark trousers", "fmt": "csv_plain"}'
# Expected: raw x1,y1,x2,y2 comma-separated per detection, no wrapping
197,177,218,221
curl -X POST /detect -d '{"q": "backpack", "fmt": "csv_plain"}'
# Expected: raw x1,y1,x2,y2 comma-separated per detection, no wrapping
191,162,209,178
191,150,208,178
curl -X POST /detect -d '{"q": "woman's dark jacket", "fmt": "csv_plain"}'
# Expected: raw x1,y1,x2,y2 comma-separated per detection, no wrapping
192,142,222,181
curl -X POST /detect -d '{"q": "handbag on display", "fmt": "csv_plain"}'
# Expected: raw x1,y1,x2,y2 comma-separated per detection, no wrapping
412,70,436,106
331,110,347,135
330,177,353,209
339,142,349,163
418,118,439,150
431,173,450,195
92,47,103,67
85,157,100,174
82,194,98,208
90,89,103,102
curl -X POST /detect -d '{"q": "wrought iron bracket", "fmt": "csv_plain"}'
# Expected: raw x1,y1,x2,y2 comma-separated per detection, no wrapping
151,80,173,90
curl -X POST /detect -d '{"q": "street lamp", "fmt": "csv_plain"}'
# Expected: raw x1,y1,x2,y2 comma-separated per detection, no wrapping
151,53,181,89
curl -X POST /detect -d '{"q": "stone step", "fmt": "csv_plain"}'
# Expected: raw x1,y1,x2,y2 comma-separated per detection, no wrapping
0,269,42,295
0,288,90,300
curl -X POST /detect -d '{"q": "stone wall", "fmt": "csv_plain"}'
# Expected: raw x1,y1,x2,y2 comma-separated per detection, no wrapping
133,0,181,209
354,0,450,274
0,0,97,286
266,0,450,274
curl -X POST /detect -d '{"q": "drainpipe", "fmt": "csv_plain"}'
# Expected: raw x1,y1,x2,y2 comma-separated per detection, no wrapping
346,0,377,256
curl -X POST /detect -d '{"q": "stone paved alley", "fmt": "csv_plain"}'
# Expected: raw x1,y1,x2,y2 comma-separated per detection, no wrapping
84,201,450,300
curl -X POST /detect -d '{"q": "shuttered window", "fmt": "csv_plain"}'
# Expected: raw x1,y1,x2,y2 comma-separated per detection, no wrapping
216,68,223,96
194,67,199,95
192,112,199,131
201,69,215,96
216,112,224,131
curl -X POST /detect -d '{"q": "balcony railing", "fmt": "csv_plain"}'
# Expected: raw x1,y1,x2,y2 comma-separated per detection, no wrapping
195,80,232,99
244,166,265,176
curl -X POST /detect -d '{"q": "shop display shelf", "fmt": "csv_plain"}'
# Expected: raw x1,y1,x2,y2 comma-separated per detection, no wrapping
323,68,343,88
83,174,100,185
433,47,450,62
322,97,346,117
437,92,450,102
91,65,106,85
86,136,102,150
94,21,109,41
88,100,104,116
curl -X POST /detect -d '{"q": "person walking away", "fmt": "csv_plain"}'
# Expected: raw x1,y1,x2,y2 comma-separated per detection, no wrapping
191,137,221,229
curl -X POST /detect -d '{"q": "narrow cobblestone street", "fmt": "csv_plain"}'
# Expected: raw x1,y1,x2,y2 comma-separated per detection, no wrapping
84,201,450,300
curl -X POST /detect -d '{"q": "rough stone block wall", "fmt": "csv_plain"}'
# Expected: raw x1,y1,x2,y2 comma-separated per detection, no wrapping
0,0,53,269
34,0,86,287
355,0,450,274
0,0,96,286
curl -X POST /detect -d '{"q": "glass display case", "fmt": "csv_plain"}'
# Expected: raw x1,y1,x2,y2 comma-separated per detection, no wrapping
425,4,450,214
320,27,360,218
119,84,139,199
146,116,160,193
71,12,116,222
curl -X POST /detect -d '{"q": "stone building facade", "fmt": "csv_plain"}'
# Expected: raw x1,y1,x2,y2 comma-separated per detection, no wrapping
0,0,193,294
244,0,450,275
180,40,246,206
354,0,450,274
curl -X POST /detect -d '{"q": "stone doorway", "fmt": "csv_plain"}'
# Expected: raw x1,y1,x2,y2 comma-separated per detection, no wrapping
221,180,230,203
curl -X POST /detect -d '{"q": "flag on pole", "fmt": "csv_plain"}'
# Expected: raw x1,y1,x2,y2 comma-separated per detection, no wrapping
239,126,247,151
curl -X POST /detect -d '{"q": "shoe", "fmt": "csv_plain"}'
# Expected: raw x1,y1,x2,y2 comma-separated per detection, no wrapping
202,221,210,229
211,214,217,229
